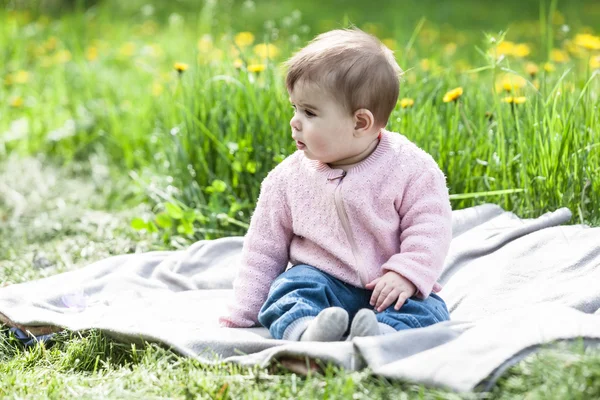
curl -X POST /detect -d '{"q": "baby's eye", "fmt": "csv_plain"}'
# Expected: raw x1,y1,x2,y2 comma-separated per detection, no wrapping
305,110,316,117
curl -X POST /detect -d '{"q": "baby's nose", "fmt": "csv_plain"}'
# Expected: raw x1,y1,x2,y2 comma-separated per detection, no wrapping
290,115,301,131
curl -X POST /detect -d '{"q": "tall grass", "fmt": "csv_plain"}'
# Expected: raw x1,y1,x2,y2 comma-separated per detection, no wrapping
1,0,599,245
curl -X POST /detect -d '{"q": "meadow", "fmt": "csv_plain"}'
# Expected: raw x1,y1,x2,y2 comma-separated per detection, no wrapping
1,0,600,398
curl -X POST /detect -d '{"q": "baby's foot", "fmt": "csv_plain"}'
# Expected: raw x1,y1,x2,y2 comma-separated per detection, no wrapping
300,307,349,342
347,308,380,339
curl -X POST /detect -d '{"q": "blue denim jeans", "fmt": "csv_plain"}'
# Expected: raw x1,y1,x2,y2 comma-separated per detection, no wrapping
258,264,450,340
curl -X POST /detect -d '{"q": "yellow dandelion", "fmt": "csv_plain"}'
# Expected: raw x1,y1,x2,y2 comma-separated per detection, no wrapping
444,42,457,56
550,49,569,63
14,70,30,84
34,44,46,57
525,62,539,77
139,20,158,36
45,36,58,51
590,55,600,70
40,56,53,68
495,40,515,56
53,49,72,64
174,62,189,73
253,43,280,59
443,87,463,103
400,98,415,108
495,74,527,93
85,46,98,61
197,35,213,53
502,96,527,104
119,42,136,57
543,62,556,72
574,33,600,51
513,43,531,58
152,82,164,97
382,38,397,51
233,58,244,69
420,58,431,71
10,96,24,108
247,63,266,73
234,32,255,48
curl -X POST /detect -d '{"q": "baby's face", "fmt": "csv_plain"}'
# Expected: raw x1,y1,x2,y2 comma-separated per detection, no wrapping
289,81,364,166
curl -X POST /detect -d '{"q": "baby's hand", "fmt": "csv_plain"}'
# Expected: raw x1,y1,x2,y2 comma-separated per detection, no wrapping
365,271,416,312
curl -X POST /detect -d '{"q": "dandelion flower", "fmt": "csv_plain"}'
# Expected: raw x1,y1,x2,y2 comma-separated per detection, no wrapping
234,32,255,48
247,63,266,73
543,62,556,72
10,96,24,108
233,58,244,69
174,62,189,73
400,98,415,108
513,43,531,58
14,70,30,84
495,74,527,93
590,55,600,70
525,62,539,77
197,35,213,53
495,41,515,57
382,38,397,51
45,36,58,51
444,42,457,56
443,87,463,103
54,49,72,64
152,82,164,97
86,46,98,61
574,33,600,51
420,58,431,71
550,49,569,63
119,42,136,58
502,96,526,104
253,43,280,59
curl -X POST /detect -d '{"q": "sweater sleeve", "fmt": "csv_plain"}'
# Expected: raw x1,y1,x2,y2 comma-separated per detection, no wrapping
381,168,452,299
219,173,294,327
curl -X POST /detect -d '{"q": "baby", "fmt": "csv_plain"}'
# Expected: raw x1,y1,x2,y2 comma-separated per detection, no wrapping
219,28,453,342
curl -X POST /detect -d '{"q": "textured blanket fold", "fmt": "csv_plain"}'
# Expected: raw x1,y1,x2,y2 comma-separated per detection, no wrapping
1,204,599,392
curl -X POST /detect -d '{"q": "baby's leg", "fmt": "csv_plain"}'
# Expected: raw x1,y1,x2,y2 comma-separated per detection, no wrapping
257,265,360,341
375,293,450,333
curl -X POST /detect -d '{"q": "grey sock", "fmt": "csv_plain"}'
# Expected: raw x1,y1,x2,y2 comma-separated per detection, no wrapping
300,307,349,342
378,322,397,335
347,309,380,340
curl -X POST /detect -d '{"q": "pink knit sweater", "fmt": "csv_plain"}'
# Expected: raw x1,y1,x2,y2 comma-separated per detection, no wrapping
219,129,453,328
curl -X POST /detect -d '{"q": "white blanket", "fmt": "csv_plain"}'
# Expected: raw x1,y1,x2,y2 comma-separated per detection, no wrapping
1,204,599,392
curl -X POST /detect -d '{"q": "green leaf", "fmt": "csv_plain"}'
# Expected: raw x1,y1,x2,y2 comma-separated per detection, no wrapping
210,179,227,193
155,212,173,229
232,160,242,172
165,202,184,219
130,217,148,231
177,220,194,236
245,161,257,174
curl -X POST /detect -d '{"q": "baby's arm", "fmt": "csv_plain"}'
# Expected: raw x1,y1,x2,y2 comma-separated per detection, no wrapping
381,167,453,299
219,174,293,327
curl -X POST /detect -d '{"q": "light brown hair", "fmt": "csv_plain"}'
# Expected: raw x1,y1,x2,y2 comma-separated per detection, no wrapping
285,28,402,127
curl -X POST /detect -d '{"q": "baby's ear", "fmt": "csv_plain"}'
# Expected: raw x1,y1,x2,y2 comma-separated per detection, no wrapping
353,108,375,132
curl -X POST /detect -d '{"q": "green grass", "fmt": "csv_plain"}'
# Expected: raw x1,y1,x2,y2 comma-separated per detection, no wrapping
1,157,600,399
0,158,600,399
1,0,600,397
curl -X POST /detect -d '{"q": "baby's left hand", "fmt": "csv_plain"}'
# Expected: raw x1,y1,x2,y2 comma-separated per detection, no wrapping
365,271,416,312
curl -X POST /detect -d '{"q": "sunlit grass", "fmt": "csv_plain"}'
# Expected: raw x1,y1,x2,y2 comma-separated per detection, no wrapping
1,0,600,397
2,1,598,248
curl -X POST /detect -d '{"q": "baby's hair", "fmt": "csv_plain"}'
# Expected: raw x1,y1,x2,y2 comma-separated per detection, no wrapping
284,27,402,127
